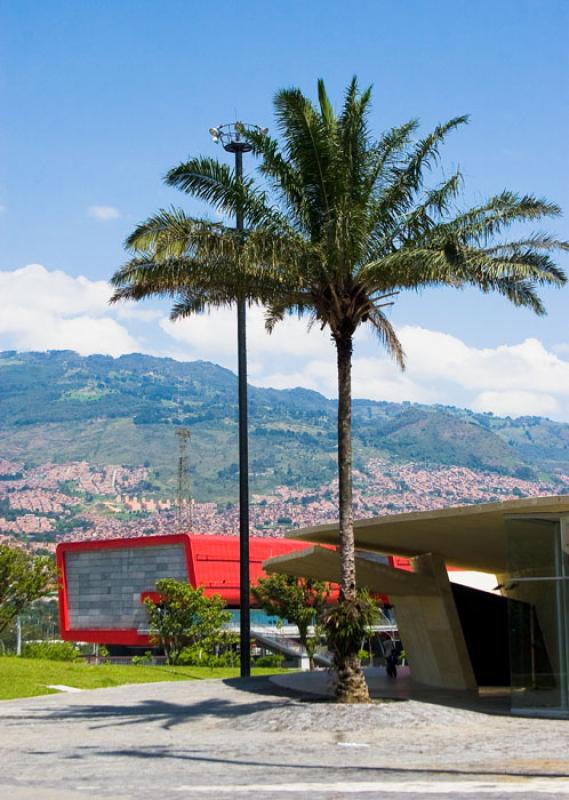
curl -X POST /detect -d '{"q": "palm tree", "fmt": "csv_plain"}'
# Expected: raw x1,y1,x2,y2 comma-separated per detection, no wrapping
111,78,567,702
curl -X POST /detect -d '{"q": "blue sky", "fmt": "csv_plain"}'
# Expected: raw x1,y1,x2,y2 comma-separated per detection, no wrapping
1,1,568,419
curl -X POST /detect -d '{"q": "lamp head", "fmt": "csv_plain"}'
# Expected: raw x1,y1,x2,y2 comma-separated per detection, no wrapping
209,122,266,152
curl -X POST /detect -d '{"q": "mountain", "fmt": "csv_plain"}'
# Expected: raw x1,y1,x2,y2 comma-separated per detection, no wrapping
0,350,568,503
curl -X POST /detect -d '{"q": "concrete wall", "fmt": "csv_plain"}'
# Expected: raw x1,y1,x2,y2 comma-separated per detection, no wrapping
393,553,478,691
65,544,188,631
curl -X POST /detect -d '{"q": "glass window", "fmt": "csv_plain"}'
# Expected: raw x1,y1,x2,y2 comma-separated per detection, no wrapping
506,517,569,716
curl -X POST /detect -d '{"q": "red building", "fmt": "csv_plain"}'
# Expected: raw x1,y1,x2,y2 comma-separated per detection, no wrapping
57,533,316,647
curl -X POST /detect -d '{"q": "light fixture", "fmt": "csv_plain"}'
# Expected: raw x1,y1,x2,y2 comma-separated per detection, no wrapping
208,123,267,153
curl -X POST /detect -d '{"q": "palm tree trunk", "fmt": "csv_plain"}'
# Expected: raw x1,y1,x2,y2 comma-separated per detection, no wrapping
336,331,356,602
334,330,370,703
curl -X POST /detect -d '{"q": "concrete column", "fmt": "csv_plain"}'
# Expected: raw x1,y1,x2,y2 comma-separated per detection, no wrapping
394,552,477,692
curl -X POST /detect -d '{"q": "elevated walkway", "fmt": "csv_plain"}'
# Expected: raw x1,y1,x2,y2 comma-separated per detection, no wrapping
226,618,399,669
251,626,332,668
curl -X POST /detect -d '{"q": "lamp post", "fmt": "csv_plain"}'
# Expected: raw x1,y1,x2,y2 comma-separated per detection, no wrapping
209,122,267,678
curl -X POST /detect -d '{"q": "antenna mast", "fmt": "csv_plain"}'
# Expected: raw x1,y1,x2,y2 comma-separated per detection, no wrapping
175,427,192,532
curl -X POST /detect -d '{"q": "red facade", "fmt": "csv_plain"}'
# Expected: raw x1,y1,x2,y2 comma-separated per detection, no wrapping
57,533,316,646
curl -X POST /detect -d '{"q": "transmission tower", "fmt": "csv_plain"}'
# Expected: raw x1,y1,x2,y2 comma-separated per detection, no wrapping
175,426,192,532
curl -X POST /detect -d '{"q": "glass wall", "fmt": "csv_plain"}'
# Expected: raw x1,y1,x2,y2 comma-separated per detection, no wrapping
506,516,569,716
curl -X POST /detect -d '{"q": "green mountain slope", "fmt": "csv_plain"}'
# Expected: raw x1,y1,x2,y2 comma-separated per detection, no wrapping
0,350,567,501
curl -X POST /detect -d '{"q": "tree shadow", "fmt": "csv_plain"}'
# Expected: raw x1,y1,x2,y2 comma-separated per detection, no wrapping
1,693,294,731
229,672,517,718
222,674,333,702
53,744,569,781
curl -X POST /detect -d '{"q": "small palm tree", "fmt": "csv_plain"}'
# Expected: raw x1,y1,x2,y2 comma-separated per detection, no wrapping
111,78,567,702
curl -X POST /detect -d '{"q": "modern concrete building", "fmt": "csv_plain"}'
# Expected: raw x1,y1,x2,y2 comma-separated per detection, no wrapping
264,496,569,718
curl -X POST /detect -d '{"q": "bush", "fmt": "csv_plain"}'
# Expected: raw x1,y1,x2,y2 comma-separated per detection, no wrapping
22,641,80,661
144,578,231,665
131,651,153,666
177,646,239,668
321,591,380,664
254,653,284,668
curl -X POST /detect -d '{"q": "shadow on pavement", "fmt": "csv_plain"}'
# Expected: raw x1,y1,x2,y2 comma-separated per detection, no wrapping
233,669,516,717
1,693,289,731
64,744,569,780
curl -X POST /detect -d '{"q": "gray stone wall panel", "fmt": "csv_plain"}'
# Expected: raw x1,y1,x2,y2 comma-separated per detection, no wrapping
66,543,188,630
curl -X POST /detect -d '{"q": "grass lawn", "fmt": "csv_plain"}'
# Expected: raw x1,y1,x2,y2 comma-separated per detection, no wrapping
0,657,287,701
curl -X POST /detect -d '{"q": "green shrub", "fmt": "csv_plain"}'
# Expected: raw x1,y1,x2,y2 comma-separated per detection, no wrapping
321,591,380,664
22,641,80,661
132,651,153,666
254,653,284,668
144,578,231,665
177,646,239,668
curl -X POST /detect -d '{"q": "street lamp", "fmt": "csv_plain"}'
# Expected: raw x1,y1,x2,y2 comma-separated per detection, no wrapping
210,121,267,678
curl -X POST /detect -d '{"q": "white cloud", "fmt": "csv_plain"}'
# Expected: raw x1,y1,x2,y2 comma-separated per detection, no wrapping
352,356,438,404
0,264,111,315
1,265,568,422
397,327,569,398
0,311,138,358
472,391,560,418
160,305,332,366
0,264,140,357
87,205,121,221
114,306,163,322
160,312,569,420
256,356,436,405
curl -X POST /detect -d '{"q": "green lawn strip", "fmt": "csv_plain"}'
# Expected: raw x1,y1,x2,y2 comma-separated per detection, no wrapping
0,658,287,701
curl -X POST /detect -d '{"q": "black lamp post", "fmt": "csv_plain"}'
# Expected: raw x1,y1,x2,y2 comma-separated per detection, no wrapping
209,122,267,678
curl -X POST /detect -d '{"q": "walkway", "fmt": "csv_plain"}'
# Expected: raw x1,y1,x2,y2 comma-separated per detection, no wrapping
273,666,514,712
0,674,568,799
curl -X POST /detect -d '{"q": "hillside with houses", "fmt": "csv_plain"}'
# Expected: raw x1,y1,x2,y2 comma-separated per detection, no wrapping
1,350,568,552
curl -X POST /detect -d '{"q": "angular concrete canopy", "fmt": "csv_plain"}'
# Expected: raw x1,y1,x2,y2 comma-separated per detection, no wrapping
265,545,439,595
285,496,569,573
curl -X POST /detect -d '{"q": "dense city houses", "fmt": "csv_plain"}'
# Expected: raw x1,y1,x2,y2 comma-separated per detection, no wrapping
1,457,566,553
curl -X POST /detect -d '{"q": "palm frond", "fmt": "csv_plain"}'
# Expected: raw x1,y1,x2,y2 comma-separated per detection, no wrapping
113,78,567,375
368,170,463,258
371,116,468,228
110,256,203,302
273,86,334,221
364,119,419,197
165,156,291,234
361,237,567,294
165,157,234,205
338,77,373,202
245,129,310,231
125,208,211,255
367,307,405,370
484,234,569,254
438,192,562,246
474,276,546,315
318,78,337,132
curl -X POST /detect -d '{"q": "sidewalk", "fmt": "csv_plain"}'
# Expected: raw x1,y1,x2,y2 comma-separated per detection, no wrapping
271,666,512,714
0,674,567,799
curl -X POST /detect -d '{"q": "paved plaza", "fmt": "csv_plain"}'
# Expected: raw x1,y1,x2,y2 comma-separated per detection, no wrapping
0,674,568,800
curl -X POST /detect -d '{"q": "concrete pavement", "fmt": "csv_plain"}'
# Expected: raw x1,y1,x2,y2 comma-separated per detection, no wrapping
0,674,568,799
